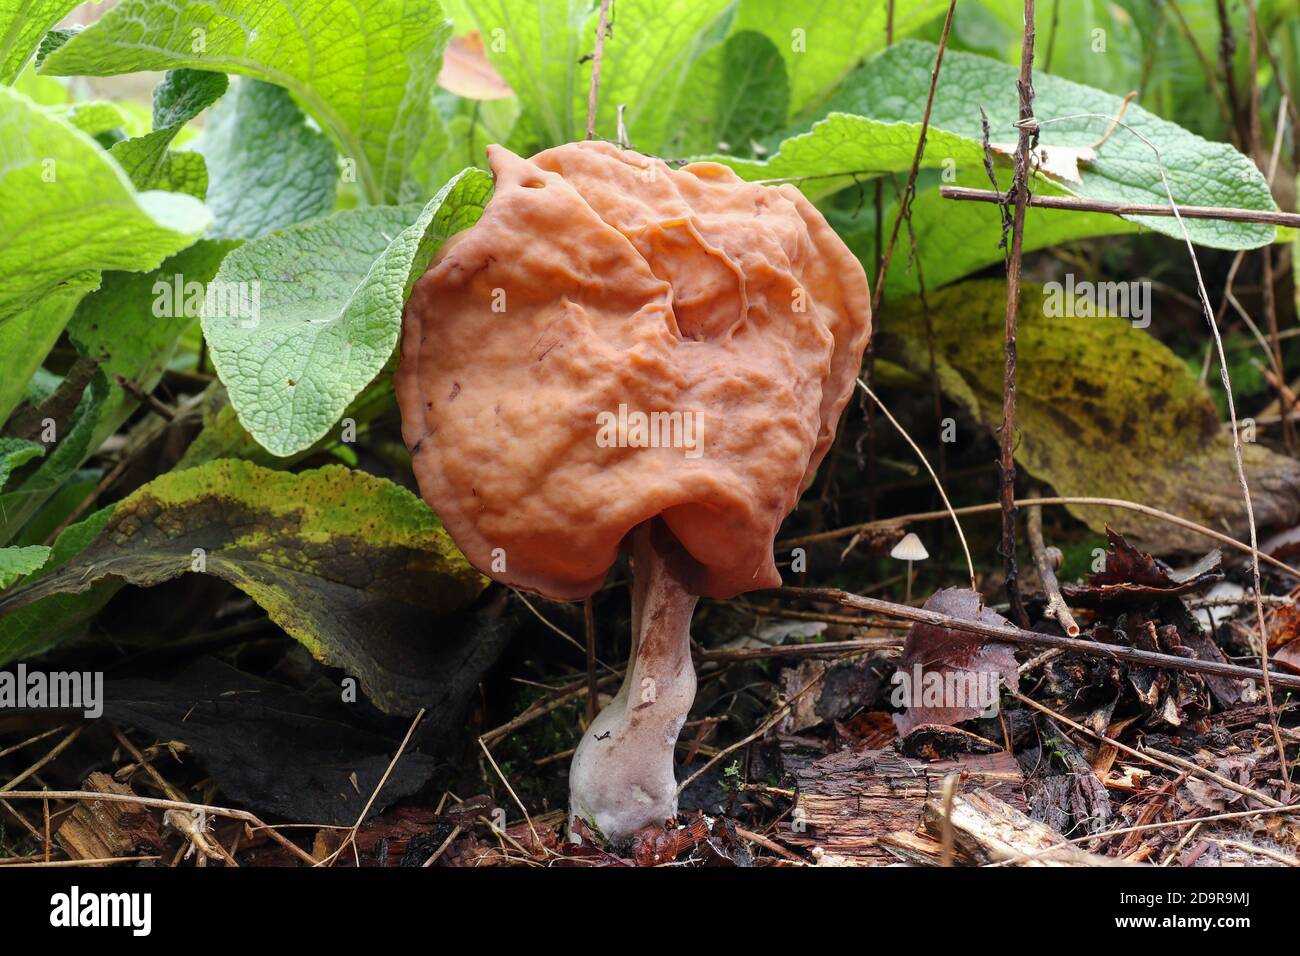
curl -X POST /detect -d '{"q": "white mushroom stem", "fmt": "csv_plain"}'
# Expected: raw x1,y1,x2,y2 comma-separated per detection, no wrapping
569,522,698,844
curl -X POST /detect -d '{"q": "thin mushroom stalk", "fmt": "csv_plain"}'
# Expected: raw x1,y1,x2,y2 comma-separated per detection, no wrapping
569,521,698,839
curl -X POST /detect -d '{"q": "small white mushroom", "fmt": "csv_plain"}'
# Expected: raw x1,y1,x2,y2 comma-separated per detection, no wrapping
890,532,930,605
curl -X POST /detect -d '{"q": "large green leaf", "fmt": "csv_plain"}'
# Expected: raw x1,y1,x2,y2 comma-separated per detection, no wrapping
781,41,1277,248
0,460,488,713
202,167,492,458
465,0,730,151
0,86,210,426
667,30,789,156
68,238,240,450
730,0,951,119
108,69,227,197
0,370,108,544
462,0,589,147
706,112,987,197
829,169,1137,301
41,0,452,204
882,281,1300,554
196,79,339,239
0,0,83,82
575,0,731,151
0,545,49,589
0,506,112,662
0,438,44,492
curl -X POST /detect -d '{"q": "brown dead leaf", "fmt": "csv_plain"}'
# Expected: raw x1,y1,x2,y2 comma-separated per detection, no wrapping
892,588,1020,735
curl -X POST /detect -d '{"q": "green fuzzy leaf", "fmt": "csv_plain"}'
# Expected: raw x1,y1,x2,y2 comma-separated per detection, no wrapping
0,86,210,426
776,41,1277,248
460,0,588,147
68,238,240,451
0,370,109,544
0,460,488,712
108,70,226,197
0,506,115,663
668,30,789,156
202,167,493,458
42,0,452,204
574,0,732,151
730,0,951,119
196,79,339,239
704,113,986,197
0,438,44,492
0,0,83,82
43,100,128,136
882,281,1300,554
464,0,730,151
0,545,50,589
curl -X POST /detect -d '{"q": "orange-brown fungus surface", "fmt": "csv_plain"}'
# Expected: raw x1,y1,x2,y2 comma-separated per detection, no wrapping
397,141,871,601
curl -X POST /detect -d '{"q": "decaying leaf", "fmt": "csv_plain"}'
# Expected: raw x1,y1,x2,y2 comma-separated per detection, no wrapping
884,281,1300,554
1062,528,1223,606
892,587,1020,735
989,141,1097,184
0,459,487,713
105,659,443,826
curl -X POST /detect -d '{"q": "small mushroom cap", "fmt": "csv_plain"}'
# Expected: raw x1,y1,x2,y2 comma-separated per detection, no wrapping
397,141,871,601
890,532,930,562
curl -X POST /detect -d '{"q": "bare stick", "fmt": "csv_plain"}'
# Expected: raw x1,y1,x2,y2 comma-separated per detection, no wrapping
0,726,83,794
777,495,1300,581
0,790,319,866
996,0,1038,629
772,586,1300,692
696,636,902,663
939,186,1300,228
1026,504,1080,636
870,0,957,315
584,0,613,141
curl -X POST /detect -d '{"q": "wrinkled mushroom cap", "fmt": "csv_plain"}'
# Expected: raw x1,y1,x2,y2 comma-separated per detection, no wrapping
397,141,871,601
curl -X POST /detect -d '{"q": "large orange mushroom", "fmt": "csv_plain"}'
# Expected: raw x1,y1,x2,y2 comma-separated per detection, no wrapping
397,140,871,842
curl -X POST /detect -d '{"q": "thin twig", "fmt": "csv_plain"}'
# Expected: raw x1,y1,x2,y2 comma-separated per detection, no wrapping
319,708,426,867
0,790,319,866
772,586,1300,691
584,0,613,141
997,0,1038,629
869,0,957,315
938,186,1300,227
0,726,83,794
1026,504,1080,636
477,736,542,847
